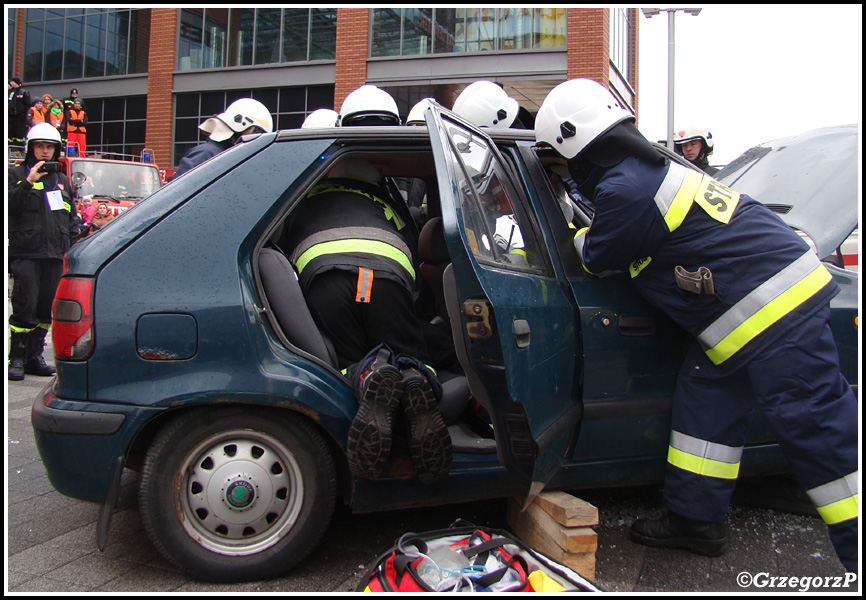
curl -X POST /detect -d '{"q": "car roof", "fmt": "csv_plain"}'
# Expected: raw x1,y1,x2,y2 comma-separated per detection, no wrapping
275,125,537,143
715,124,858,258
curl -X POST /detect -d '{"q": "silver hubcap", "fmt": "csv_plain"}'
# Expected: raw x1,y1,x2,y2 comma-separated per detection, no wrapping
179,429,304,556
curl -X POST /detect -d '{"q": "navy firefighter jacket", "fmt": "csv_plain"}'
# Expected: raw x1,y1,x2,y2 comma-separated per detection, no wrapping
574,156,839,372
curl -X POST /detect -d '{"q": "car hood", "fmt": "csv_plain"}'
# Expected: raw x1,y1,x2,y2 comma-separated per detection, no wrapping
715,124,858,260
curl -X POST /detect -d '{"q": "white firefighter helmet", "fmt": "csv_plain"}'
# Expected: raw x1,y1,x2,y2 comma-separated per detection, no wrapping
673,126,714,155
200,98,274,142
406,98,436,126
452,81,519,129
535,78,634,160
25,122,63,157
302,108,340,129
339,85,400,126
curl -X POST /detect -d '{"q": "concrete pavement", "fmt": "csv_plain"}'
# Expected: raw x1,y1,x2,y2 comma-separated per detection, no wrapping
6,350,857,593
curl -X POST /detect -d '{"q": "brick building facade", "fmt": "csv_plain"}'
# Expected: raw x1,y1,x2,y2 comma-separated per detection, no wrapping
9,8,639,169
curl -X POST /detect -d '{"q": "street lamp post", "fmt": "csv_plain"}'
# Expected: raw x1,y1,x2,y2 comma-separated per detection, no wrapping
641,8,702,150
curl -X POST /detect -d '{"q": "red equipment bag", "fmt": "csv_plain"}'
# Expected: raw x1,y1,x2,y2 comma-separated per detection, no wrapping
357,520,600,592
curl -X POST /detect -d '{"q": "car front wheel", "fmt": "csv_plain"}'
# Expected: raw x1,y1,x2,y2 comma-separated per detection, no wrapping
139,407,336,582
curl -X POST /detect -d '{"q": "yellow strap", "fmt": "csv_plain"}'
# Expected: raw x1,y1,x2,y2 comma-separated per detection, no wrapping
662,168,703,232
308,183,404,229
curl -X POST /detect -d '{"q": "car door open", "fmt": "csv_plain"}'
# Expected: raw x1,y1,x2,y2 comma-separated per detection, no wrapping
425,103,582,507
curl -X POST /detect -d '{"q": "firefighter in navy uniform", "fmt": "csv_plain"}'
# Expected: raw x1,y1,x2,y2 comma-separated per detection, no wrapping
8,123,82,381
174,98,274,178
284,85,452,485
284,157,428,371
8,77,32,147
673,126,718,175
535,79,858,572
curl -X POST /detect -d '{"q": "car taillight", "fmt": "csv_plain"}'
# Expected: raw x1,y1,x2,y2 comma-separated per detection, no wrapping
52,276,95,360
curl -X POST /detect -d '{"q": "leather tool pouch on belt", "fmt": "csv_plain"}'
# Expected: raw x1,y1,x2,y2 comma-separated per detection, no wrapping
675,266,715,295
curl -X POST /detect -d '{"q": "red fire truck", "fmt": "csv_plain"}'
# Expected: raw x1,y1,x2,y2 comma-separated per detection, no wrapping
63,152,163,217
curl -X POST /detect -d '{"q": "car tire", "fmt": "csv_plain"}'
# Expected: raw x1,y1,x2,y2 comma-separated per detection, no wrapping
138,407,336,582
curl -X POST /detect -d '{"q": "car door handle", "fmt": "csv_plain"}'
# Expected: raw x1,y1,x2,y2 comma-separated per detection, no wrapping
513,319,531,348
618,316,656,336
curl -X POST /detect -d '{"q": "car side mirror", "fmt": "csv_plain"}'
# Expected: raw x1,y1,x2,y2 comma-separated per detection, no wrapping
71,172,86,188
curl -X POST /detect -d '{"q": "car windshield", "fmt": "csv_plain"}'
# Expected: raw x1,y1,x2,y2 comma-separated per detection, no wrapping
72,160,161,200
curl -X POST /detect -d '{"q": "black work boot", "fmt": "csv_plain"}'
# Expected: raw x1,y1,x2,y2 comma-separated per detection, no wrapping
8,331,28,381
398,364,452,485
630,510,727,556
24,327,56,377
346,346,403,480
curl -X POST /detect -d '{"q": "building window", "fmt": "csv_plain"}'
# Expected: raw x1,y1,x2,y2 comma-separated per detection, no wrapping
22,8,147,82
81,95,148,159
610,8,634,84
173,85,334,167
177,8,336,71
371,8,566,57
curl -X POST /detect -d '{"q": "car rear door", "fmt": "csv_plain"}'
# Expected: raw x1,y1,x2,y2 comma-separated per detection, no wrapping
425,105,581,505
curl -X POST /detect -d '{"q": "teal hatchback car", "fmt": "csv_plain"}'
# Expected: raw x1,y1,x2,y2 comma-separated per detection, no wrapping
32,106,859,582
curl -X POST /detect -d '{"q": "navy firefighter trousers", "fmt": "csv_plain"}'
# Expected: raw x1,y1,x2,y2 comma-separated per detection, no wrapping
663,306,858,572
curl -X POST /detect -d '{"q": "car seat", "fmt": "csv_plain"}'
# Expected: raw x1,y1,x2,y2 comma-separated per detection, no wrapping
258,247,339,367
417,217,450,319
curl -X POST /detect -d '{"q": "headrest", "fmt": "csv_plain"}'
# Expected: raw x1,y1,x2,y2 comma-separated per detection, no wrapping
418,217,448,262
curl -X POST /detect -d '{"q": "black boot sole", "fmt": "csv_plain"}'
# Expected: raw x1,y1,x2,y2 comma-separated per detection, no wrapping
346,366,403,480
401,369,452,485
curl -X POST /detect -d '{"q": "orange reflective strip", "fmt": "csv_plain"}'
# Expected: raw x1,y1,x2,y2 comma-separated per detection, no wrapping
355,267,373,303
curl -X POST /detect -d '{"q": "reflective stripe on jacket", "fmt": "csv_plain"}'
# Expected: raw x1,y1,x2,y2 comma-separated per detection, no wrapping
285,179,416,294
576,156,838,369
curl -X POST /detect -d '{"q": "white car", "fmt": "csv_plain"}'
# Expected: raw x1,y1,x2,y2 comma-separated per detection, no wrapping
716,125,859,272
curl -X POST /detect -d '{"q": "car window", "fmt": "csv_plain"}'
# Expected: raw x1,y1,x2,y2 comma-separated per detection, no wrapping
444,125,543,271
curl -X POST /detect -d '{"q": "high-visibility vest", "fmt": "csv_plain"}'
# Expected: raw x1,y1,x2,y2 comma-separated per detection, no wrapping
67,109,86,132
49,111,64,129
30,107,47,125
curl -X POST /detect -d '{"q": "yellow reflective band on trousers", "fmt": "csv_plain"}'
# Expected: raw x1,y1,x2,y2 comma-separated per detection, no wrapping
667,430,742,480
294,239,416,281
700,251,832,365
807,472,859,525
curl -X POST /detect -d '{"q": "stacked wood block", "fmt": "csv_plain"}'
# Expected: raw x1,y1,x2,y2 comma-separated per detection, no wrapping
507,491,599,581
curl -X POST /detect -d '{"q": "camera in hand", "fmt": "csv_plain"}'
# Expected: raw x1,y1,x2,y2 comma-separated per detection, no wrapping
38,161,62,173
